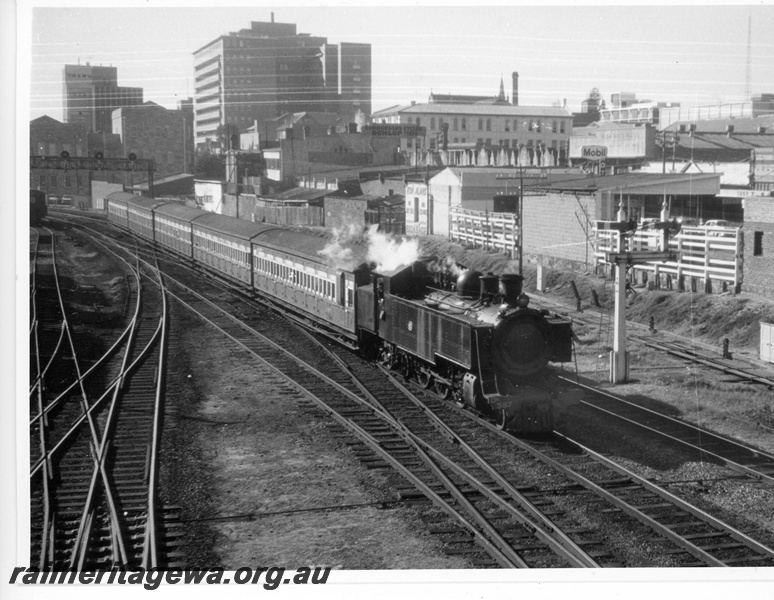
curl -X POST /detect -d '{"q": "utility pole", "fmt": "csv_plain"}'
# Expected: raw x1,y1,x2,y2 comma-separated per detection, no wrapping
518,165,524,275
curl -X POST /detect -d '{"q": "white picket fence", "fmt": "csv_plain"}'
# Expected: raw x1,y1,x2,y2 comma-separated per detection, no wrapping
593,224,742,292
450,208,519,258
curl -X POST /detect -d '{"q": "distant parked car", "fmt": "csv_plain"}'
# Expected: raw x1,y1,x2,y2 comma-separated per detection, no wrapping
676,217,701,227
703,219,738,238
703,219,732,228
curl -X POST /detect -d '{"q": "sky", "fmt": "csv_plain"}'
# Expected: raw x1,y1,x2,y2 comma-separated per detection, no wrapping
20,1,774,124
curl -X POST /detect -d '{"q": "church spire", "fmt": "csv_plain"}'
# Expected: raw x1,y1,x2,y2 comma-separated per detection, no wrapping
497,75,506,101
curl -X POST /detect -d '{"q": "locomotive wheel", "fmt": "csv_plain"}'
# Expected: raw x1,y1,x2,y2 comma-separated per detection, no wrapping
417,370,433,389
434,381,451,400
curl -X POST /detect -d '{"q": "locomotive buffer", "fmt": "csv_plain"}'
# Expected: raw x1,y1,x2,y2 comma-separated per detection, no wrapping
598,219,678,383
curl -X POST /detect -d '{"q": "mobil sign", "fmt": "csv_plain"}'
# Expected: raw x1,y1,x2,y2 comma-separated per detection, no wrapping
581,145,608,161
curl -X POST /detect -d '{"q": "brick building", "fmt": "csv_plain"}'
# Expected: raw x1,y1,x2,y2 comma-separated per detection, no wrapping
29,115,91,204
112,101,194,180
741,195,774,298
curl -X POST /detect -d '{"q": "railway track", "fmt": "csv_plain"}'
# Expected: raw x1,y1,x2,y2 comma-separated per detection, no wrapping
362,356,774,567
537,293,774,388
563,379,774,486
51,214,774,567
29,225,177,570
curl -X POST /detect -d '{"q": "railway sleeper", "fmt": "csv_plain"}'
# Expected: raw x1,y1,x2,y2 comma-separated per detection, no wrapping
720,555,773,565
664,520,718,530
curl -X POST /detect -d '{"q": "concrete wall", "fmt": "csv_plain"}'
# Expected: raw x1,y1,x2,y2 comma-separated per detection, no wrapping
522,192,597,268
428,182,461,236
404,182,430,235
91,181,124,210
741,196,774,298
194,180,224,213
360,177,407,198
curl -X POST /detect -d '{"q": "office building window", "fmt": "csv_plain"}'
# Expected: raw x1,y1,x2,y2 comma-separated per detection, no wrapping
486,119,491,131
754,231,764,256
461,118,466,130
431,117,435,130
505,120,510,132
478,119,483,130
453,118,458,131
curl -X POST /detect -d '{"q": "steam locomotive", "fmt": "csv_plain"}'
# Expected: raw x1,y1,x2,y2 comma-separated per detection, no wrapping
359,261,581,432
105,192,581,433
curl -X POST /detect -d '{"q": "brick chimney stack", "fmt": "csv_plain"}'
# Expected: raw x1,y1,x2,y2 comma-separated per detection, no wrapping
512,72,519,106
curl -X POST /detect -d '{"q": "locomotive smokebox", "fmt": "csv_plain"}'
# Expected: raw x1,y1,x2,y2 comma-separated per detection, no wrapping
456,270,481,297
479,274,499,300
499,273,524,306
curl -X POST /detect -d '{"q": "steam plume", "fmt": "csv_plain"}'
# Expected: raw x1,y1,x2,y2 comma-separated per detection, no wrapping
366,225,420,272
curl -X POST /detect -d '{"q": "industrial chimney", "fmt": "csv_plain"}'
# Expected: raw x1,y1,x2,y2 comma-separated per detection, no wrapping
512,72,519,106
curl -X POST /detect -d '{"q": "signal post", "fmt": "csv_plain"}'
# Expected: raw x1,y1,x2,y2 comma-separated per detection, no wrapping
597,220,678,383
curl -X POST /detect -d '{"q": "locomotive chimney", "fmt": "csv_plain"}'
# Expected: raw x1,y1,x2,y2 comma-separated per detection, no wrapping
499,273,524,306
479,274,499,301
456,270,482,297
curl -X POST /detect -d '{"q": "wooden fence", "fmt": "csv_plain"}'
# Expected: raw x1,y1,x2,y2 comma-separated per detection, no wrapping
594,224,742,293
253,205,324,227
450,208,519,258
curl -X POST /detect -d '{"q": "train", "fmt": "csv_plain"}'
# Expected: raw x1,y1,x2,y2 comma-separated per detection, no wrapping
30,189,48,227
106,191,581,433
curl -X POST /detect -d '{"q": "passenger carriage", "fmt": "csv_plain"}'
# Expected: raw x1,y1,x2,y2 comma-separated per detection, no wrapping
250,229,369,337
191,214,275,286
126,197,169,242
106,192,136,230
153,203,208,259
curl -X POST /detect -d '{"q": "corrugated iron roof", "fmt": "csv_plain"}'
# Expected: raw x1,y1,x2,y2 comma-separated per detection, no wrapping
193,213,277,240
254,228,369,268
268,187,335,202
154,202,209,221
666,115,774,134
112,194,169,211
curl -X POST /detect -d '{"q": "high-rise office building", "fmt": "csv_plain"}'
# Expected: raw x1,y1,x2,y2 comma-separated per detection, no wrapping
193,17,371,149
63,64,143,134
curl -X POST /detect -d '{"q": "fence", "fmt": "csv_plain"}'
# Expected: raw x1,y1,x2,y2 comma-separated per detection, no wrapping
450,208,519,258
252,205,324,227
593,225,742,293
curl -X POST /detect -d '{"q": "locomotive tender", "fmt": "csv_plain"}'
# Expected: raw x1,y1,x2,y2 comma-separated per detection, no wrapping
106,192,580,432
